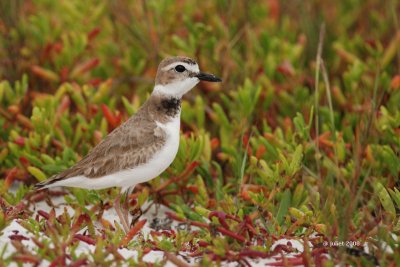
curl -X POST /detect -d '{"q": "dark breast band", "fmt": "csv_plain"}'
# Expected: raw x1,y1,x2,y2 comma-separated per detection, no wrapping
159,97,181,117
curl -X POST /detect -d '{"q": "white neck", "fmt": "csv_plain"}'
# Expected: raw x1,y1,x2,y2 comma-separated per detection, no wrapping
153,77,199,98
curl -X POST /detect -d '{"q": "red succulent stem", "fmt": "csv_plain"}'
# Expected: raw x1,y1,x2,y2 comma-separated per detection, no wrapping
87,28,101,42
216,226,246,243
4,167,18,189
209,211,230,229
13,255,41,264
166,212,247,243
9,234,29,241
76,58,100,75
267,256,305,266
14,137,25,146
71,214,91,232
37,210,50,220
69,258,89,267
197,240,209,247
239,249,272,258
119,219,147,247
73,234,96,245
101,104,118,129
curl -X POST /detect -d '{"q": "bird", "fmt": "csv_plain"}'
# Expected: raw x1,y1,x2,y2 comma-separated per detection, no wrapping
35,56,222,232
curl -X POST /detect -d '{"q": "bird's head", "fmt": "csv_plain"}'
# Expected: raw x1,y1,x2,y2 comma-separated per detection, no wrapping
153,56,222,98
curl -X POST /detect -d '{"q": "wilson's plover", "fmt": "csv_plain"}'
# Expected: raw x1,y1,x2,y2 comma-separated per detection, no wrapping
35,56,222,232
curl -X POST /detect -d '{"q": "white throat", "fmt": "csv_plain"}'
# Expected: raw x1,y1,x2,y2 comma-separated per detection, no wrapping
153,77,199,98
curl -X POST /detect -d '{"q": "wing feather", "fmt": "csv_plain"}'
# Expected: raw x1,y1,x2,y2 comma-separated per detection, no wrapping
35,106,166,188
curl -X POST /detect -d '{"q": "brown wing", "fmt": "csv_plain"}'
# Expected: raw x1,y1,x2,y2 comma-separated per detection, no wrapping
35,110,166,188
60,119,165,178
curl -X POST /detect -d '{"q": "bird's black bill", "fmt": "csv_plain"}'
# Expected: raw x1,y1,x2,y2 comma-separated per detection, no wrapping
196,72,222,82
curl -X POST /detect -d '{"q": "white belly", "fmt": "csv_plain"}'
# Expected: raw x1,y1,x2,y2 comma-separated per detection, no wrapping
49,116,181,191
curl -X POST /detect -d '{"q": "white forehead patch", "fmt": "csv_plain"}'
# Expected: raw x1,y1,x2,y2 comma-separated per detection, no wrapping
162,62,200,73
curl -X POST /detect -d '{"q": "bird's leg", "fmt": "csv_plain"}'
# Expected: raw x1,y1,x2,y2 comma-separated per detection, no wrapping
121,186,135,231
122,189,130,229
114,192,130,233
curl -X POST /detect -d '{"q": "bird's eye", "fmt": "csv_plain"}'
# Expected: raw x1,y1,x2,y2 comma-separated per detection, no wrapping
175,65,186,73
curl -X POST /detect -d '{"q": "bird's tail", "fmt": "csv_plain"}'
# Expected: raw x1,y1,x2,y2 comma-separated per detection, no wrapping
34,180,50,190
34,177,62,190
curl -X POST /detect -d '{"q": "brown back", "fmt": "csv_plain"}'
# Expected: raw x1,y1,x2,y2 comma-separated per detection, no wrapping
42,94,181,185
